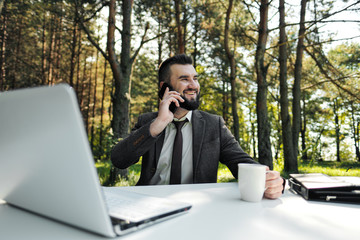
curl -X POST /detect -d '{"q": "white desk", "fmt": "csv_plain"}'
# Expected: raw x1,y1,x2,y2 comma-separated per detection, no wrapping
1,182,359,240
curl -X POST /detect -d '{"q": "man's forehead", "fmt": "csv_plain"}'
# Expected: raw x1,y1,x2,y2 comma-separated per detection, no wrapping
170,64,197,76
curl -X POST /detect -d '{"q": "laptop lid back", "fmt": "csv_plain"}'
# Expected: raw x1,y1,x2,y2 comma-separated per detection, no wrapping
0,84,115,237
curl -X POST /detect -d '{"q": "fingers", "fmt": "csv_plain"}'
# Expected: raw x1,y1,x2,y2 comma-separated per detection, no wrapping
157,87,184,124
264,171,284,199
266,170,280,181
161,87,184,108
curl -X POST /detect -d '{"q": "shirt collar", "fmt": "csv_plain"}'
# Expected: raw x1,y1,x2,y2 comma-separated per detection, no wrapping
173,111,192,123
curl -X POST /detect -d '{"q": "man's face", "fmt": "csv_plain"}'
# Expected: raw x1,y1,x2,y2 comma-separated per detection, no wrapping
168,64,200,110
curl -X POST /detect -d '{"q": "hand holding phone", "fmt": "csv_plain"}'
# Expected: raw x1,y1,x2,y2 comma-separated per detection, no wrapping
150,83,183,137
158,83,178,113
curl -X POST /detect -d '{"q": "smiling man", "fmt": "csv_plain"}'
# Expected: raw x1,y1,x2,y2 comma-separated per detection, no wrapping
111,54,284,199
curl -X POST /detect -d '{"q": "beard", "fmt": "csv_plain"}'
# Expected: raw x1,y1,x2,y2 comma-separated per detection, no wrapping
163,82,201,111
179,91,201,110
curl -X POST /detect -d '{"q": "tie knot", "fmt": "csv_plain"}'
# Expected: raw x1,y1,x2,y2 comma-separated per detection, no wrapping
173,119,188,130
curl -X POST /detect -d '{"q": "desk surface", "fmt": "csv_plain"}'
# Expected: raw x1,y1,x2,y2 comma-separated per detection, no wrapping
1,182,360,240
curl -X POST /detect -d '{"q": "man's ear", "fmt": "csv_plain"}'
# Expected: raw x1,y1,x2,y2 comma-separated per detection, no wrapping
159,81,164,89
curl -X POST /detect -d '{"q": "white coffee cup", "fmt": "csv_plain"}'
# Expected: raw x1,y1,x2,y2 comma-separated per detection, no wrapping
238,164,267,202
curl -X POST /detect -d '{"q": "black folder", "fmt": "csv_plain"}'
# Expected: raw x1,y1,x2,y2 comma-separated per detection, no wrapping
289,173,360,204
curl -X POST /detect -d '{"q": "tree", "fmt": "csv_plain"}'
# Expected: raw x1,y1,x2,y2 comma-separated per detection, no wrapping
174,0,185,54
349,101,360,161
255,0,273,168
81,0,149,139
80,0,151,184
0,0,6,91
224,0,240,142
333,98,342,162
69,1,80,87
292,0,307,168
278,0,297,172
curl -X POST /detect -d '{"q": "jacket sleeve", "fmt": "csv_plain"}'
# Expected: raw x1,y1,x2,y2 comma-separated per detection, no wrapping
111,114,160,169
218,116,259,179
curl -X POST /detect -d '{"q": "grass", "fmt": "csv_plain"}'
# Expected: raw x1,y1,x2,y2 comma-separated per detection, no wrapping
216,161,360,183
217,163,237,183
96,160,360,186
96,161,141,186
298,161,360,176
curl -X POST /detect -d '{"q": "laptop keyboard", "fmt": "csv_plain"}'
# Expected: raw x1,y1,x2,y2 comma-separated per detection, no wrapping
103,190,175,222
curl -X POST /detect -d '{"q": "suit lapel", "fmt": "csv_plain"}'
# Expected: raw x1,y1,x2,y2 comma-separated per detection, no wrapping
192,110,205,173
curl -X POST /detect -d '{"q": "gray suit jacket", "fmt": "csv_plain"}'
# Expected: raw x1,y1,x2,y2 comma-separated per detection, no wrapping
111,110,257,185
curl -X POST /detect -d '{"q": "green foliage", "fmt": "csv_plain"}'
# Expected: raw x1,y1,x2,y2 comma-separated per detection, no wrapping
130,54,159,125
90,125,118,162
217,164,236,183
196,65,224,116
96,161,141,187
328,42,360,71
96,160,112,185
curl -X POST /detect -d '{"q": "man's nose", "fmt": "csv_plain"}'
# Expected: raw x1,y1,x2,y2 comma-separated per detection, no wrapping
187,78,199,88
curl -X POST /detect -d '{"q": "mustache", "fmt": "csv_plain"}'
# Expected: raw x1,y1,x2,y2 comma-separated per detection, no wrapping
183,88,198,93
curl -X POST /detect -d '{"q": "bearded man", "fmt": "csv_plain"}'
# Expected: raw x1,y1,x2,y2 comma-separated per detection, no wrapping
111,54,284,199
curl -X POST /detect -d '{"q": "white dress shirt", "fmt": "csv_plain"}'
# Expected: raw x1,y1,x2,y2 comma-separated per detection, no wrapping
149,111,193,184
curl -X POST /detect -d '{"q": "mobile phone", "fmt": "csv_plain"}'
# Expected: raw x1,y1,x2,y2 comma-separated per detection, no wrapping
158,82,177,113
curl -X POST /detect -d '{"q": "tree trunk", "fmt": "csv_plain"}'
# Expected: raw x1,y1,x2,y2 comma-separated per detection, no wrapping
292,0,307,164
279,0,297,172
249,102,257,159
334,98,341,162
47,15,56,85
99,60,107,157
174,0,184,54
224,0,240,142
54,7,63,83
86,60,92,134
222,81,229,123
91,49,99,150
69,4,78,87
41,10,47,85
157,6,163,67
79,58,87,113
108,0,128,140
118,0,133,138
301,95,308,160
76,29,82,99
350,101,360,162
193,4,200,67
255,0,273,169
107,0,136,183
13,1,24,89
0,0,7,91
182,4,188,54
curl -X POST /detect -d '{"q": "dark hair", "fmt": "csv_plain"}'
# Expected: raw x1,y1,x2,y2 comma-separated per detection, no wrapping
158,54,193,85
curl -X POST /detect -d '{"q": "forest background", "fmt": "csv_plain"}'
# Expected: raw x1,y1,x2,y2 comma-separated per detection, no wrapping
0,0,359,185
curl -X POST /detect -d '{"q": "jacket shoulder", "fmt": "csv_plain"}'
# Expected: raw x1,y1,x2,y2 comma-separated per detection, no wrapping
137,112,158,123
194,110,222,121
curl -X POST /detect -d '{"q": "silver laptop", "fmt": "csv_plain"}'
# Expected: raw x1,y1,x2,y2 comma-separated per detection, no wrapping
0,84,191,237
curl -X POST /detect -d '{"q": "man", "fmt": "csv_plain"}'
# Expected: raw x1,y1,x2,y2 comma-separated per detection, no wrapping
111,54,284,199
